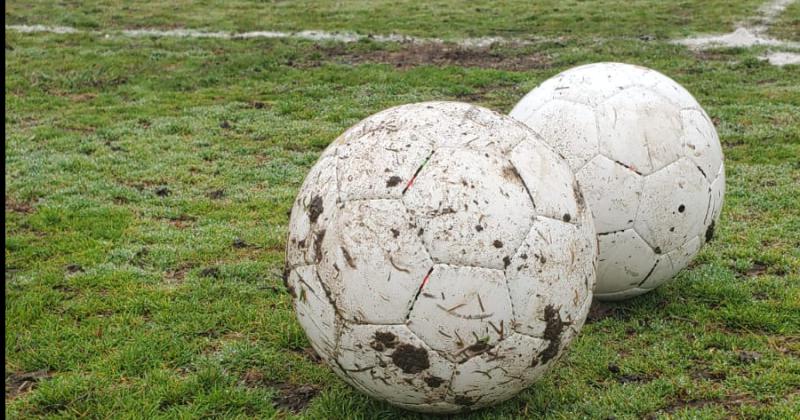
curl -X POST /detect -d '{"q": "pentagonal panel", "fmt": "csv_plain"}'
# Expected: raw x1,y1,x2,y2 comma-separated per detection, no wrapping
336,324,454,405
407,265,513,359
595,229,657,296
666,235,702,277
681,108,723,182
635,157,711,253
510,99,599,172
448,333,548,408
509,139,579,222
507,218,594,338
597,86,684,175
576,154,644,233
404,148,534,270
336,128,434,201
286,265,339,359
316,199,433,324
286,155,339,268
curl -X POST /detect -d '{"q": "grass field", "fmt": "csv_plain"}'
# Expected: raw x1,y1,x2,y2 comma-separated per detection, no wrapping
5,0,800,418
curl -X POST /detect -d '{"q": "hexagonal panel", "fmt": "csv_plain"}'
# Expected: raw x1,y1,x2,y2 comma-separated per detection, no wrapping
286,265,339,359
336,324,454,405
681,108,723,182
506,218,594,338
316,199,433,324
448,105,530,153
509,138,579,222
448,333,548,408
576,154,644,233
336,129,434,201
597,86,684,175
286,155,339,268
595,229,657,296
407,265,513,359
635,157,711,253
403,148,534,270
510,99,599,172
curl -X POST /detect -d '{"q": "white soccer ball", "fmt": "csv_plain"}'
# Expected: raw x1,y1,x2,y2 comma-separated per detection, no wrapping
285,102,597,413
510,62,725,301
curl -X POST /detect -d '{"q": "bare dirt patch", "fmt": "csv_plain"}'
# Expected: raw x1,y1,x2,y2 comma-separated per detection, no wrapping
6,197,35,214
272,383,319,413
310,43,552,70
585,301,631,323
5,369,53,400
657,393,760,415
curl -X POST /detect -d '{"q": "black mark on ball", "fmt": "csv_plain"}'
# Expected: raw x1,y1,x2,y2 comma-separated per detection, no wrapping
386,176,402,188
678,204,685,213
493,240,503,248
562,213,571,222
390,228,400,238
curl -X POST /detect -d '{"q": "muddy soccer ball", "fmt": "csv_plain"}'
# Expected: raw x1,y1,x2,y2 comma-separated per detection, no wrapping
285,101,597,413
510,62,725,301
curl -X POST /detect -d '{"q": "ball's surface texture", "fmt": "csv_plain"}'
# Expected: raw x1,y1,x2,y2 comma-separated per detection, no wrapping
285,102,597,412
510,63,725,301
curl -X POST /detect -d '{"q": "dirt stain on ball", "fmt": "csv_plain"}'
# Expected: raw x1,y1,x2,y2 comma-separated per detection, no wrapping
308,195,324,223
424,375,444,388
540,304,567,364
370,331,398,351
391,344,430,374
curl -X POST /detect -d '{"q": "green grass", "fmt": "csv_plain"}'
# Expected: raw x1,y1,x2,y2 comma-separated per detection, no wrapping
770,0,800,41
6,0,767,39
5,1,800,419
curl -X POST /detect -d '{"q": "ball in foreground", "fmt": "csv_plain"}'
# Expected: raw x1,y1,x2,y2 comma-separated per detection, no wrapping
510,62,725,301
285,102,597,412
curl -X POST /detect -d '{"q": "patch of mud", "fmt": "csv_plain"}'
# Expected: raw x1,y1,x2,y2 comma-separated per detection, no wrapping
370,331,398,351
5,370,53,400
585,301,630,323
325,44,552,70
307,195,324,224
390,343,430,374
540,304,567,364
424,375,445,388
656,393,759,415
272,383,319,413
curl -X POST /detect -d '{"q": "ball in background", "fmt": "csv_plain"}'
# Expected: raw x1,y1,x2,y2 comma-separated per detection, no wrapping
285,102,597,412
510,62,725,301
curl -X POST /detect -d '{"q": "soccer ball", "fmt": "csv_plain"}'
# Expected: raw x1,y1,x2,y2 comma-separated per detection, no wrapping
510,62,725,301
285,102,597,412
